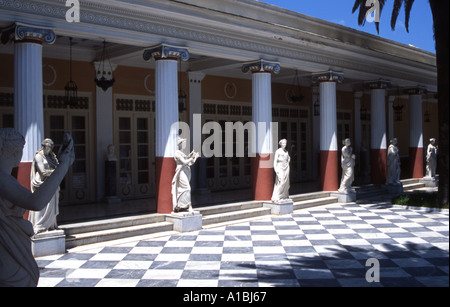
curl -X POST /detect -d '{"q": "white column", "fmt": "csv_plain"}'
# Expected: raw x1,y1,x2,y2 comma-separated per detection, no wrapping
242,60,280,201
5,23,56,162
312,70,344,191
143,44,189,213
408,86,426,178
366,79,391,184
94,62,117,200
14,42,44,162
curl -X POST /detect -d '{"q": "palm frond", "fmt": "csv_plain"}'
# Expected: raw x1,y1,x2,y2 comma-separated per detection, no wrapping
391,0,404,30
404,0,415,33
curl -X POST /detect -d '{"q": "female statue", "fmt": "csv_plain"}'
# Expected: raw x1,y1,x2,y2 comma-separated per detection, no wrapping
426,138,437,178
387,138,401,185
172,138,200,213
28,138,60,234
271,139,290,203
0,128,74,287
338,138,356,193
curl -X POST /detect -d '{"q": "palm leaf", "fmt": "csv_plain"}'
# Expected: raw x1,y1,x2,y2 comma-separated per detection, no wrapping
404,0,415,32
391,0,404,30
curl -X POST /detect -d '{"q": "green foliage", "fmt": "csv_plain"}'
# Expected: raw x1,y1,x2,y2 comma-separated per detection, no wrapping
392,192,448,209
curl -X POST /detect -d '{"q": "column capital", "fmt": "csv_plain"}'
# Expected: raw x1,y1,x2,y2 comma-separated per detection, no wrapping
404,86,427,95
311,70,344,83
143,43,189,62
1,22,55,45
241,59,280,74
365,79,391,90
188,71,206,83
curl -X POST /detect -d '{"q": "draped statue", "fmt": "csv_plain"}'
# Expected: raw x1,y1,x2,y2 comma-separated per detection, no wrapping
387,138,401,185
0,128,74,287
425,138,437,178
28,138,60,234
271,139,290,203
172,138,200,213
338,138,356,193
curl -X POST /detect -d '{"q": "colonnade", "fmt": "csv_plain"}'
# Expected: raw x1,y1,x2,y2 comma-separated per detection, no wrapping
4,22,428,214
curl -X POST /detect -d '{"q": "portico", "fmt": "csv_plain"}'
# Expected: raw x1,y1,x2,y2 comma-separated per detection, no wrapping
0,0,438,220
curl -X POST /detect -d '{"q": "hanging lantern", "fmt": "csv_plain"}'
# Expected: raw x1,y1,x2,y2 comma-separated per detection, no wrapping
95,41,115,91
393,97,404,121
287,70,304,103
65,37,78,107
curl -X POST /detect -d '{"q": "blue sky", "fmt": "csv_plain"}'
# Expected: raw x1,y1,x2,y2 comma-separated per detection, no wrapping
260,0,435,53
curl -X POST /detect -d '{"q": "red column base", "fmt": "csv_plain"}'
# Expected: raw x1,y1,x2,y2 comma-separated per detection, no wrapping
11,162,32,219
155,157,176,214
252,154,274,201
370,148,387,184
319,150,338,191
409,147,423,179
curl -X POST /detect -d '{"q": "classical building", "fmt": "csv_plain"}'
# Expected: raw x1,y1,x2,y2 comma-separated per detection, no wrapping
0,0,438,220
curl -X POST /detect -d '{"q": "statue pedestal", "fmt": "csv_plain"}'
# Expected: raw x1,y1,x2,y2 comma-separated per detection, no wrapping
420,177,438,187
263,199,293,215
167,211,202,232
385,183,403,195
331,189,356,203
31,229,65,257
104,160,121,203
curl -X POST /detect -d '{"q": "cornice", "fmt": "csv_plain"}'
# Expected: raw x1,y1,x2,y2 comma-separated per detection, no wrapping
0,0,437,87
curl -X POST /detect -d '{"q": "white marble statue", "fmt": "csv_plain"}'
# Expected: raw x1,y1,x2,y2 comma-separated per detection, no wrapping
386,138,401,185
338,138,356,193
426,138,437,178
172,138,200,213
0,128,74,287
105,144,117,161
28,139,60,234
271,139,290,203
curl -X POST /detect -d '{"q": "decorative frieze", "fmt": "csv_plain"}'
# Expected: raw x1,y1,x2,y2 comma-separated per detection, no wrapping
311,70,344,83
241,59,280,74
405,86,427,96
143,43,189,61
365,79,392,90
1,22,56,45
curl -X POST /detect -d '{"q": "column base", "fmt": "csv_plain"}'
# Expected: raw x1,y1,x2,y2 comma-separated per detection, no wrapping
420,177,438,187
320,150,339,191
263,199,293,215
166,211,202,232
252,154,273,201
385,183,403,195
155,157,176,214
331,190,356,203
31,230,66,257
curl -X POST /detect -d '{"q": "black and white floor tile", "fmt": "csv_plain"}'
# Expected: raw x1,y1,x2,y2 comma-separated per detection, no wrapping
36,202,449,287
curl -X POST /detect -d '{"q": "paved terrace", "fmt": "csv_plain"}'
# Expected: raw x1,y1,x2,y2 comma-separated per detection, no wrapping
36,186,448,288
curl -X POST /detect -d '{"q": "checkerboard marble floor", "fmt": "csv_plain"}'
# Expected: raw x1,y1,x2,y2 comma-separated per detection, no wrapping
36,202,449,287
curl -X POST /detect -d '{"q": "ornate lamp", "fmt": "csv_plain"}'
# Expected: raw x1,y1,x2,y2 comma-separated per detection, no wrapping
65,37,78,107
95,41,115,91
393,88,404,121
287,70,304,103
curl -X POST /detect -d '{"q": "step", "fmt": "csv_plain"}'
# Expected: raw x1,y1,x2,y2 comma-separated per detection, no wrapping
65,221,173,249
403,182,426,191
197,201,262,216
60,213,166,235
202,207,272,226
290,191,331,202
293,196,338,211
